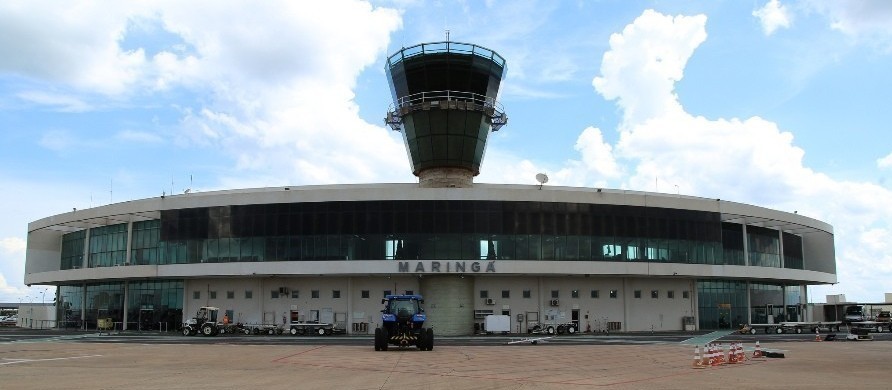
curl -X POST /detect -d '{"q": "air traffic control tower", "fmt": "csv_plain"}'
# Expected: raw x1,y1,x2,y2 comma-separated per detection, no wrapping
386,41,507,188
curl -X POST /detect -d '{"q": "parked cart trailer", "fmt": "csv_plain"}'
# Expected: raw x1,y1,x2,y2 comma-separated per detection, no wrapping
850,320,891,333
287,321,346,336
740,321,842,334
527,320,578,335
242,323,283,335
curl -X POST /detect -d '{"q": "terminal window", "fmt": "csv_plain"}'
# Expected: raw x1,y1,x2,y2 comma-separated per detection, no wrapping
502,290,510,299
193,291,200,299
610,290,618,298
311,290,320,299
227,291,234,299
332,290,341,299
480,290,489,298
572,290,579,298
210,291,217,299
651,290,658,299
270,290,279,299
591,290,599,298
361,290,370,298
667,290,675,299
634,290,642,299
683,291,690,299
551,290,559,298
245,290,252,299
383,290,392,297
523,289,531,298
291,290,299,299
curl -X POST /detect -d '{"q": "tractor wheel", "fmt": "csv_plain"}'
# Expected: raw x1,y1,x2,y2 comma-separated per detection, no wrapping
557,325,566,334
290,327,298,336
426,328,434,351
374,328,382,351
201,324,215,336
567,325,577,334
546,326,556,335
316,327,326,336
380,328,389,351
416,329,426,350
182,327,192,336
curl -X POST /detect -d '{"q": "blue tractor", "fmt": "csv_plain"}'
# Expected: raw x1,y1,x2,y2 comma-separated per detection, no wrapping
374,294,434,351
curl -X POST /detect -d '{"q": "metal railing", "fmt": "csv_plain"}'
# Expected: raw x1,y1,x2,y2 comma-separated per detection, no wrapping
387,41,506,68
386,90,507,131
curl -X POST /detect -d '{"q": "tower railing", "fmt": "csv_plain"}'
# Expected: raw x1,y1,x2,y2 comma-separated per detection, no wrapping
387,41,506,68
385,90,507,131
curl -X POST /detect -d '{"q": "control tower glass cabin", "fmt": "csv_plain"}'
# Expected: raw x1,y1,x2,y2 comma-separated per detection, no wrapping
385,42,507,188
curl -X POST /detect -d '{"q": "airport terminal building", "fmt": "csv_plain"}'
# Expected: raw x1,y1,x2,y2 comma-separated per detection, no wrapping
24,42,836,335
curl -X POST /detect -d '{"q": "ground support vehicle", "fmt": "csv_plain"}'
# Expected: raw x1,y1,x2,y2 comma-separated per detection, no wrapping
484,315,511,335
241,323,284,335
527,321,578,335
850,321,891,333
740,321,842,334
374,294,433,351
287,321,346,336
182,306,224,336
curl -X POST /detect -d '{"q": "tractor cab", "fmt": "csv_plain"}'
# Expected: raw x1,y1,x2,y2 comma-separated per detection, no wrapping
375,295,433,351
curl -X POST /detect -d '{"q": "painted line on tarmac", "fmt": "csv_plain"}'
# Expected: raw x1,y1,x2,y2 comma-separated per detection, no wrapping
0,354,103,366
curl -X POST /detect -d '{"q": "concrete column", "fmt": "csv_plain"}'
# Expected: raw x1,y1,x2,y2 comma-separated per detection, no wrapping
420,275,473,336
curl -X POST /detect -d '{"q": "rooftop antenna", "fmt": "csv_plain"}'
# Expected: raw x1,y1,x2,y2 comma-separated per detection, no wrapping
445,29,450,42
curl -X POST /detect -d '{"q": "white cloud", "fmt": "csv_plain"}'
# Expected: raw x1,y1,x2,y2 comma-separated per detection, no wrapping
586,9,892,302
593,10,706,127
0,2,149,95
878,152,892,169
115,130,164,144
810,0,892,51
0,237,25,254
753,0,792,36
16,91,92,112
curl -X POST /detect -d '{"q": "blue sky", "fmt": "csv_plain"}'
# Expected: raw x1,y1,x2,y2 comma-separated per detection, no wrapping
1,0,891,304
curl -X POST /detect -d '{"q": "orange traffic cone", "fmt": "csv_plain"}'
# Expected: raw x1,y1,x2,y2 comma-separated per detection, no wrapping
701,345,710,366
814,328,822,342
708,344,718,366
727,343,738,364
692,346,706,369
719,343,726,364
752,340,763,358
737,343,746,362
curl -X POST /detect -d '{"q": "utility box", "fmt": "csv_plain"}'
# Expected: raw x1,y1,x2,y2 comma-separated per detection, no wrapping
682,316,696,331
485,315,511,334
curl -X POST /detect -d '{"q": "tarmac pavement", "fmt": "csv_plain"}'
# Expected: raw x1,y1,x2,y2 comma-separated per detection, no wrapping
0,329,888,389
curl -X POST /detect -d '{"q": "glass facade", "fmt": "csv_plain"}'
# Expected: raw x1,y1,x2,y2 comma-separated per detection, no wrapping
60,229,85,270
750,283,784,323
60,200,809,268
85,282,124,326
747,225,780,268
131,220,160,265
783,232,803,269
127,280,183,330
150,201,726,264
697,280,748,330
57,284,84,328
88,223,128,267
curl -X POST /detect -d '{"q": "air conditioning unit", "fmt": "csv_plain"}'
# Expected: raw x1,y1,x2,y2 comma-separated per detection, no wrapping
484,298,495,305
549,299,560,307
279,287,290,295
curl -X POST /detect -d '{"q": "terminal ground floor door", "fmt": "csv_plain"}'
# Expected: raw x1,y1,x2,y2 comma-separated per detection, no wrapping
572,309,580,331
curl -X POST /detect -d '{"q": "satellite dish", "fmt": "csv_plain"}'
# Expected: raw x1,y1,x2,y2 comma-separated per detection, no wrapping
535,173,548,190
